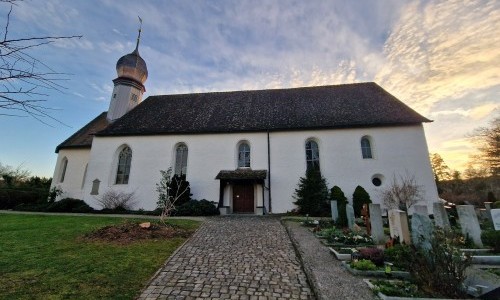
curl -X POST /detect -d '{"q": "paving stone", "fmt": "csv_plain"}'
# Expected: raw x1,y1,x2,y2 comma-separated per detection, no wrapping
138,216,313,299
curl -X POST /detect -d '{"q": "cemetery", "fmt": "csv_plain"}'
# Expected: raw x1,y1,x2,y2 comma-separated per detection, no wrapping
302,201,500,299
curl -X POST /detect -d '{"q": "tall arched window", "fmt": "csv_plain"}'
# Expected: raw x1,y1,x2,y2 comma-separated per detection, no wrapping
115,146,132,184
238,142,251,168
60,157,68,183
175,143,188,175
305,140,320,171
361,136,373,159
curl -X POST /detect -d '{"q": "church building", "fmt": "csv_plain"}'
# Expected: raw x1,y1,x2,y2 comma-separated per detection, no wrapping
50,31,439,214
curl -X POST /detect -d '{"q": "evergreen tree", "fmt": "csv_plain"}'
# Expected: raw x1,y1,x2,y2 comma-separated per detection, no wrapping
352,185,371,217
330,185,348,227
293,169,329,216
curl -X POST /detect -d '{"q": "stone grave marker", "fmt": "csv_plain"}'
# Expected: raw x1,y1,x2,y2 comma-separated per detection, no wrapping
346,204,355,230
457,205,483,247
388,209,411,244
414,205,428,216
369,204,385,244
330,200,338,222
484,202,493,223
411,213,434,250
492,209,500,231
433,202,451,230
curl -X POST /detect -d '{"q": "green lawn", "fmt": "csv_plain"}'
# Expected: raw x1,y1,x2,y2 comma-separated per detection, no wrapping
0,213,200,299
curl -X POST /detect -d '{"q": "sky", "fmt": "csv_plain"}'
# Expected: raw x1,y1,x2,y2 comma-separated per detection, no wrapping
0,0,498,178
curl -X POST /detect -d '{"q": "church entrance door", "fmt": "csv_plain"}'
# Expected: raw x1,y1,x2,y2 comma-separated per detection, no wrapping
232,184,254,213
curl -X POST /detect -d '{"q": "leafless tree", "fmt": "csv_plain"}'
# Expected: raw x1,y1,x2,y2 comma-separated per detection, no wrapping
0,161,30,186
96,189,137,210
467,115,500,177
380,171,424,211
156,168,189,225
0,1,81,124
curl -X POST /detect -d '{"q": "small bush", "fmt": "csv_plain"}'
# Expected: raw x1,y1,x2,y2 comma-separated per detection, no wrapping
350,259,377,271
384,244,412,270
372,280,421,297
358,247,384,266
46,198,94,213
330,185,348,226
492,201,500,209
172,199,219,216
96,190,137,210
481,230,500,252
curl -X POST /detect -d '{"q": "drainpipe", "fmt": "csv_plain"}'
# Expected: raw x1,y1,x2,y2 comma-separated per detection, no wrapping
267,130,272,213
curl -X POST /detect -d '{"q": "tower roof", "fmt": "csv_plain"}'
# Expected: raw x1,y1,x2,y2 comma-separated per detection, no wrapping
115,19,148,84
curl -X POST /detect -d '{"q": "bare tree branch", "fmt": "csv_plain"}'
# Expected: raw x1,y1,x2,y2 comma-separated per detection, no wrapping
0,1,82,124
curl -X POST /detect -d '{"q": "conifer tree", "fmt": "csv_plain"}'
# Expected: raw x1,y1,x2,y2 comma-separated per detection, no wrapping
330,185,348,226
293,169,329,216
352,185,371,217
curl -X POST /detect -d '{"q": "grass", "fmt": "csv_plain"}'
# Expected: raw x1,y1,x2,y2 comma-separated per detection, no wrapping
0,213,200,299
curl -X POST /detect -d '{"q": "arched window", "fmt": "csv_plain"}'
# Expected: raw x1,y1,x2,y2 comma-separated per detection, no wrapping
361,137,373,159
175,144,188,175
60,157,68,183
305,140,320,171
238,142,251,168
115,146,132,184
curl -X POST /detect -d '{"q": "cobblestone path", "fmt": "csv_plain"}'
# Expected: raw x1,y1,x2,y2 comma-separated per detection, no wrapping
138,216,313,300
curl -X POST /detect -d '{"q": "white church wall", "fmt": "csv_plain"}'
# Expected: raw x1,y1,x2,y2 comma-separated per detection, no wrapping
79,124,438,213
83,132,269,210
50,149,90,200
268,124,439,214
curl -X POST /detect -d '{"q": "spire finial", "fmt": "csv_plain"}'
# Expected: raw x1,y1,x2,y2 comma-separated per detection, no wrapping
135,16,143,52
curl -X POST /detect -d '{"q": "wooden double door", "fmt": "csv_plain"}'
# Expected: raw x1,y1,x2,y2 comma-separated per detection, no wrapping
232,184,254,213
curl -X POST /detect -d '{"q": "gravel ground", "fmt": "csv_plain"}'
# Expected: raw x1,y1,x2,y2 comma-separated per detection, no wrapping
284,221,376,300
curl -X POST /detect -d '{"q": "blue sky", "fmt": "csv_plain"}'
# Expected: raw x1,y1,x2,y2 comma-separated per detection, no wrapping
0,0,499,177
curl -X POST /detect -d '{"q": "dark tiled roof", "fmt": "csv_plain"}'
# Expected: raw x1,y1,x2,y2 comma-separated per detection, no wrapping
216,169,268,180
56,112,109,153
97,82,430,136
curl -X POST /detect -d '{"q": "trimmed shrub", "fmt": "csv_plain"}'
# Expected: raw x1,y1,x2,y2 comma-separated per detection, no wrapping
350,259,377,271
330,186,348,226
358,247,384,266
492,201,500,209
352,185,371,217
293,169,330,216
0,188,49,209
481,230,500,252
173,199,219,216
46,198,94,213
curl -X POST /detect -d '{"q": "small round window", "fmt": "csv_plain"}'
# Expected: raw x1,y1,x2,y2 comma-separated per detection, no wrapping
371,174,384,187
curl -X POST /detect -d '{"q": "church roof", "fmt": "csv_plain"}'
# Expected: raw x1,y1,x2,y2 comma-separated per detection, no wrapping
55,112,109,153
97,82,430,136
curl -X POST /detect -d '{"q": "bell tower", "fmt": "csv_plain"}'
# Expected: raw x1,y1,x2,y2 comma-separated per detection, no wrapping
107,18,148,122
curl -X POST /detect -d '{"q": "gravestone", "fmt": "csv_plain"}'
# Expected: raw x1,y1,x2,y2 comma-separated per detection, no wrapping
457,205,483,247
388,209,411,244
411,213,434,250
346,204,355,230
433,202,451,230
414,205,428,216
330,200,338,222
369,204,385,244
491,209,500,231
484,202,493,223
